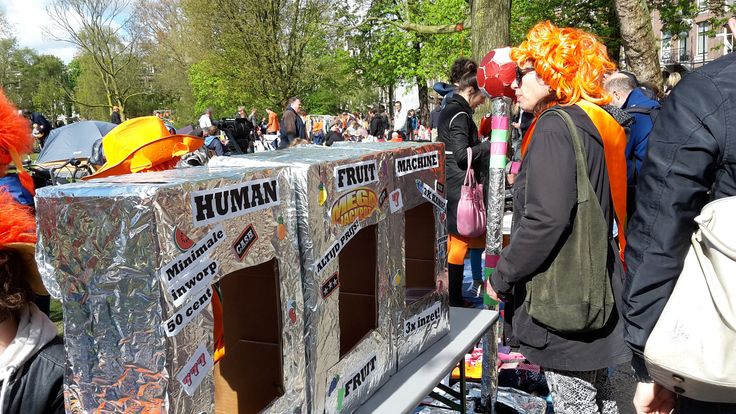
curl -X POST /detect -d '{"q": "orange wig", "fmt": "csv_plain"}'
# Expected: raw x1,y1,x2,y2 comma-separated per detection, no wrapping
0,189,36,247
0,89,35,195
510,21,615,106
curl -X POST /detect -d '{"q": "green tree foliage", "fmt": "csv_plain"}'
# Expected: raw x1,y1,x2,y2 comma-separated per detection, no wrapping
133,0,199,124
46,0,152,120
511,0,622,63
651,0,735,39
350,0,471,121
0,15,71,118
183,0,351,115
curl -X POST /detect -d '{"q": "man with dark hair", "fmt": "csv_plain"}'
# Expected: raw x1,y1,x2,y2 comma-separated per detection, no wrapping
378,105,389,138
368,108,384,139
22,110,52,148
278,97,306,149
605,72,661,217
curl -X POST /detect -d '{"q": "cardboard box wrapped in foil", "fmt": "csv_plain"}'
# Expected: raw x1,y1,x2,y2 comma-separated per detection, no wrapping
35,166,308,413
211,142,449,412
334,142,451,368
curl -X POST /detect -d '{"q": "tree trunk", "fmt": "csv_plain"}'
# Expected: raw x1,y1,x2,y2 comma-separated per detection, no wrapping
471,0,511,121
471,0,511,61
414,40,430,129
417,76,429,128
613,0,663,91
388,83,395,121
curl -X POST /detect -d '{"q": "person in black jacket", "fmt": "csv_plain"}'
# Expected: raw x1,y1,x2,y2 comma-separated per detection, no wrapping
368,108,384,139
110,106,122,125
324,122,344,146
0,190,64,414
437,64,490,307
22,111,52,148
623,18,736,414
278,97,306,149
488,22,631,413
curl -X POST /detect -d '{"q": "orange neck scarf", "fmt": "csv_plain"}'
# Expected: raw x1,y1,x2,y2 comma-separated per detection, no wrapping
520,102,627,260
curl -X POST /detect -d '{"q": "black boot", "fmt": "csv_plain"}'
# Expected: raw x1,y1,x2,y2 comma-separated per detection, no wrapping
448,264,465,307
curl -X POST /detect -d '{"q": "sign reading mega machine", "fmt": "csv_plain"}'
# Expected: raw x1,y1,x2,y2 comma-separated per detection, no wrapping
395,151,439,177
190,178,280,227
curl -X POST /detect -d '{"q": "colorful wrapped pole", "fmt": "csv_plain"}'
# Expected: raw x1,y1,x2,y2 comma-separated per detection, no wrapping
479,97,510,412
477,46,516,413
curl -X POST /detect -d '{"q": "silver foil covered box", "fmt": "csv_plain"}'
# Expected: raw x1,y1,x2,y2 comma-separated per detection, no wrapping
212,142,449,412
334,142,451,369
35,166,307,414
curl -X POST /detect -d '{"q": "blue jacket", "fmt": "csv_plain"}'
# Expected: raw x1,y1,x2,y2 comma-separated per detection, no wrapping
623,88,660,183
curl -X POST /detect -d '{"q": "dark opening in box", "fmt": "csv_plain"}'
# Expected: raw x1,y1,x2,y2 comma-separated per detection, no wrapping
215,258,285,413
404,202,437,305
339,224,378,358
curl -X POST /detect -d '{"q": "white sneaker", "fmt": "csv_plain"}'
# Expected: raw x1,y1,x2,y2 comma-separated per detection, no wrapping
471,280,483,297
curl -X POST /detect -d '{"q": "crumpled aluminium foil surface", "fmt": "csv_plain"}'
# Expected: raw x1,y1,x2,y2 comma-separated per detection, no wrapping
333,142,450,369
212,147,404,414
36,166,307,414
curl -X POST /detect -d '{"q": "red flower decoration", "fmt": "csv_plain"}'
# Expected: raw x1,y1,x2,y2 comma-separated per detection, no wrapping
477,48,517,101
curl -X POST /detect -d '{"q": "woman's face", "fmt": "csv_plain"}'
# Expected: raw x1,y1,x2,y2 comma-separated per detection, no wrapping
513,63,551,112
468,90,486,109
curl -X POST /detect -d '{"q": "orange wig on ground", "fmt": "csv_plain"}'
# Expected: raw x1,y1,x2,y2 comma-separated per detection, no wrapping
510,21,615,106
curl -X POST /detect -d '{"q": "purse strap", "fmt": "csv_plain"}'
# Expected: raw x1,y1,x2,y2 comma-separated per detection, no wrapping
464,147,476,186
524,108,590,208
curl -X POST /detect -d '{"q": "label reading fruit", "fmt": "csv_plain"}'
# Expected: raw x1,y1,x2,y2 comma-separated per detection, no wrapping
232,224,258,261
334,160,378,192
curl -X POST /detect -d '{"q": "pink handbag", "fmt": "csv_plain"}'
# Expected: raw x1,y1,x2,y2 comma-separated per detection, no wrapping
457,147,486,237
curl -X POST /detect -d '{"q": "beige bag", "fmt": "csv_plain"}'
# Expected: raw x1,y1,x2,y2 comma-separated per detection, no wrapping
644,196,736,403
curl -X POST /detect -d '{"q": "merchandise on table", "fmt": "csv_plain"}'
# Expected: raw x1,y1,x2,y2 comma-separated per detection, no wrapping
35,166,307,414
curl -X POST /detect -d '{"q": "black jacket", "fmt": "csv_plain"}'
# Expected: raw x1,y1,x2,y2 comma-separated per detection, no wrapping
110,111,122,125
623,52,736,378
279,107,306,148
437,94,490,235
491,104,630,371
325,131,343,146
369,115,384,138
4,336,64,414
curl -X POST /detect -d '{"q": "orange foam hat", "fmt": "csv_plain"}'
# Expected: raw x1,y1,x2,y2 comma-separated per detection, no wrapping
0,189,47,295
84,116,204,180
0,89,35,195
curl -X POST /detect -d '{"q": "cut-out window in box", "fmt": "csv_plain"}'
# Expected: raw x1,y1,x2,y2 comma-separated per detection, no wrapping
215,258,285,413
338,224,378,358
404,202,437,305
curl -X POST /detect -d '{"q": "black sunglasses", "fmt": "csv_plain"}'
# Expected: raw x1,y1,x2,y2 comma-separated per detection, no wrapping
516,67,535,86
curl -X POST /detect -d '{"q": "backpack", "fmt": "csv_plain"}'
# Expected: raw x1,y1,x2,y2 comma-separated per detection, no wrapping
624,106,660,124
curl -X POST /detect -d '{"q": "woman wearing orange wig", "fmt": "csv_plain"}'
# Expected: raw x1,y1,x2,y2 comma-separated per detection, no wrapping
487,22,630,413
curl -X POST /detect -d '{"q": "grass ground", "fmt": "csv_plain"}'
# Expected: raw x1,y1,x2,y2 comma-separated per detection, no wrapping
49,298,63,334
